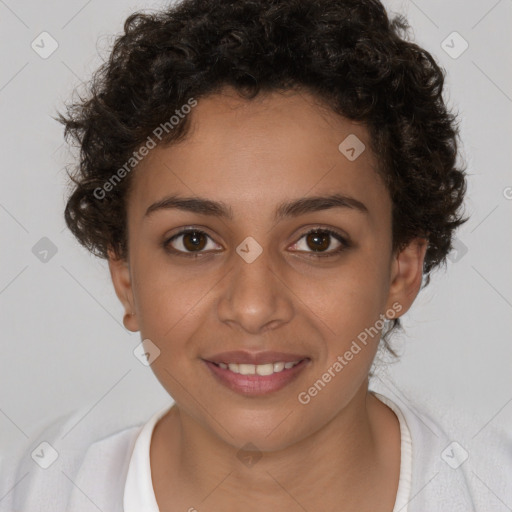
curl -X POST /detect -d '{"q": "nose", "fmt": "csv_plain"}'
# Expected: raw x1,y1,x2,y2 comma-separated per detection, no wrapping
216,245,295,335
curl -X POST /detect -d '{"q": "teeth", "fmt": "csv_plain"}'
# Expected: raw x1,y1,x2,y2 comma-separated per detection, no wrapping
228,363,240,373
256,363,274,376
219,360,302,375
273,362,285,372
239,364,256,375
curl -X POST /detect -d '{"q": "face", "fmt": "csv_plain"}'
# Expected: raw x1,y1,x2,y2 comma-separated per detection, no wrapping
109,87,426,451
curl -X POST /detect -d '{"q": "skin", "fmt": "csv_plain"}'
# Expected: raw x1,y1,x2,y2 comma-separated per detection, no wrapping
108,86,427,511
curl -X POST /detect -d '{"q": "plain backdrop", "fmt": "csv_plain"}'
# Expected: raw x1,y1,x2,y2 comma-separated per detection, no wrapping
1,0,511,456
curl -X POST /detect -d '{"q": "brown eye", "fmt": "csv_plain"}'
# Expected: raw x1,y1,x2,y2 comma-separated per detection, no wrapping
306,231,331,252
182,231,207,251
291,228,349,257
164,229,220,256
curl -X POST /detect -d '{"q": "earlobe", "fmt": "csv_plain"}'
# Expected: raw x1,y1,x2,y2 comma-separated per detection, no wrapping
107,248,139,332
385,238,428,317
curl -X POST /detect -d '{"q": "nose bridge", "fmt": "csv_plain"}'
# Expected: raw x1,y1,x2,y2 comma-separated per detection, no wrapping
217,240,294,333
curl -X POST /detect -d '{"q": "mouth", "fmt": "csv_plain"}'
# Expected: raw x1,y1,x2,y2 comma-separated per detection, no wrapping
202,352,311,396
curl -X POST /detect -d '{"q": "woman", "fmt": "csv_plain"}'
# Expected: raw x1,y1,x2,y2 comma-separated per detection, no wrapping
1,0,510,510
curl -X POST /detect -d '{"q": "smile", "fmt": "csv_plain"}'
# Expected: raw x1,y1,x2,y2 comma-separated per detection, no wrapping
203,357,310,396
216,360,302,375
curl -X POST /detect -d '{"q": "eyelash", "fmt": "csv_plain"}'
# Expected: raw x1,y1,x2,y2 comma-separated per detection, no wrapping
162,227,350,259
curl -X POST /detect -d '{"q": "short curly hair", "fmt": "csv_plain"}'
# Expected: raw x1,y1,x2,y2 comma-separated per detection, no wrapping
59,0,467,354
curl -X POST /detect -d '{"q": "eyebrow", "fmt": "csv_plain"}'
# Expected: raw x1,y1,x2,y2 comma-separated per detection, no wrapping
144,193,369,222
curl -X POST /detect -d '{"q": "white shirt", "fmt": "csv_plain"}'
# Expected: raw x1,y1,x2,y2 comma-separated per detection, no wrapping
1,381,511,511
123,403,168,511
123,391,414,511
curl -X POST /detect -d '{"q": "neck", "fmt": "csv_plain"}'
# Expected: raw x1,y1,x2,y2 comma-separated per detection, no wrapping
151,383,401,511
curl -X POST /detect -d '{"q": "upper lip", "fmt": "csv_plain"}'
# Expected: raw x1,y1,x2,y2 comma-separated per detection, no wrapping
204,351,309,365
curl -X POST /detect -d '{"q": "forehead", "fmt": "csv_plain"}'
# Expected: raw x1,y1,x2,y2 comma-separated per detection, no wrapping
128,87,390,222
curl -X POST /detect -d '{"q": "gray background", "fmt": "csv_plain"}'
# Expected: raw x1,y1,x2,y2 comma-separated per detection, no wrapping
1,0,511,457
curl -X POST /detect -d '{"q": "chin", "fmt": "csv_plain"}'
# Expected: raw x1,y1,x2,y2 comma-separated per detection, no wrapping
207,409,312,453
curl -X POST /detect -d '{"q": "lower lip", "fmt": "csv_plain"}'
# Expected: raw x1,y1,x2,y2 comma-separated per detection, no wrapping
203,359,310,396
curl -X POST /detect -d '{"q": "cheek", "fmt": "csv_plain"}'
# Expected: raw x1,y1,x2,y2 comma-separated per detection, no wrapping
130,253,214,344
292,256,390,338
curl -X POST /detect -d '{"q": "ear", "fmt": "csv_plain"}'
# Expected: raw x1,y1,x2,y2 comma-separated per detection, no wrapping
385,237,428,317
107,248,140,332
